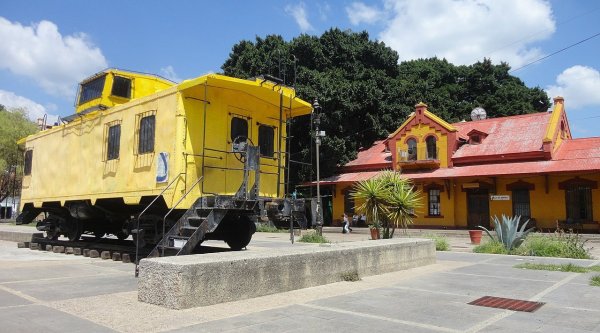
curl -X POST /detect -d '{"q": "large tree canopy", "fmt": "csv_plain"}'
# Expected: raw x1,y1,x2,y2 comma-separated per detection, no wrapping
0,105,38,202
221,29,550,184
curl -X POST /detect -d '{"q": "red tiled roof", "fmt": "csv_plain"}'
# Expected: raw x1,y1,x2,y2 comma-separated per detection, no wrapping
343,140,392,171
317,171,384,185
451,112,551,159
403,137,600,180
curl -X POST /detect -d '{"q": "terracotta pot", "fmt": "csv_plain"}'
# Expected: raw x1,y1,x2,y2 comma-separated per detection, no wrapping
370,228,380,240
469,230,482,245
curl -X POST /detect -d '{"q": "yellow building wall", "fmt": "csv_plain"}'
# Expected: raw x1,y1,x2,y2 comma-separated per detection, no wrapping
396,124,450,168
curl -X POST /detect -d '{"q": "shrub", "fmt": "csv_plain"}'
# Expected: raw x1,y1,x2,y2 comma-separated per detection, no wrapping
479,215,534,251
299,233,329,243
590,275,600,287
423,233,450,251
473,240,509,254
515,262,589,273
515,233,591,259
255,224,283,233
340,270,361,282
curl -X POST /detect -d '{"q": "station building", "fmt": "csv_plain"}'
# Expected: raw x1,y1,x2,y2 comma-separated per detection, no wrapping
320,97,600,231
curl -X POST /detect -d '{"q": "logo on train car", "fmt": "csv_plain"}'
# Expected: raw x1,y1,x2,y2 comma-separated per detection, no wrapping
156,152,169,183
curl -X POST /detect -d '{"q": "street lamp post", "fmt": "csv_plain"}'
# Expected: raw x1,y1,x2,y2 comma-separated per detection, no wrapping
312,99,324,235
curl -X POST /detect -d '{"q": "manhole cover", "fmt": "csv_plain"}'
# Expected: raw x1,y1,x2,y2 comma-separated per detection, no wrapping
469,296,544,312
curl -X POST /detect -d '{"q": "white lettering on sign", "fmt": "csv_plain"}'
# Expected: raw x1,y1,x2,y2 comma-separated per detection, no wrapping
490,195,510,201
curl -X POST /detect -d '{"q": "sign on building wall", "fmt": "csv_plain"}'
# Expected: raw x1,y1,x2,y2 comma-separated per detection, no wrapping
490,195,510,201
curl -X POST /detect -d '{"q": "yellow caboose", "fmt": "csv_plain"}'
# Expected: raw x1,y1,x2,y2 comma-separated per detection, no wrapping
17,69,312,254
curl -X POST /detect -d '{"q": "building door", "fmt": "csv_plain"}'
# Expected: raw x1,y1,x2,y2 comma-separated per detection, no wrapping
467,190,490,229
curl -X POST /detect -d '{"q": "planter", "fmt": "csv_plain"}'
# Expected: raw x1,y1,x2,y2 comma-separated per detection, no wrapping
370,228,380,240
469,230,482,245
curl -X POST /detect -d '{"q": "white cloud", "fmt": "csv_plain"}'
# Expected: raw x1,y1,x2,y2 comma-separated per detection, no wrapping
546,65,600,109
317,3,331,21
346,2,385,25
0,89,59,124
378,0,555,68
160,65,182,83
285,3,314,32
0,17,108,98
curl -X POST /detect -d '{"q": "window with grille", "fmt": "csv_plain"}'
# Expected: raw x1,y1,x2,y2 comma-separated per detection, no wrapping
426,136,437,160
258,125,274,157
565,186,593,221
107,124,121,160
512,189,531,220
138,115,155,154
111,76,131,99
78,75,106,105
428,189,441,216
24,150,33,176
407,138,417,161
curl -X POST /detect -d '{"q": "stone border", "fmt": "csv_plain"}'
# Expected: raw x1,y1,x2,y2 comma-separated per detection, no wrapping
0,230,43,243
138,238,435,309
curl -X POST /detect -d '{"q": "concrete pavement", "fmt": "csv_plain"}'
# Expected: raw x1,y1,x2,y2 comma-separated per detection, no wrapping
2,229,600,332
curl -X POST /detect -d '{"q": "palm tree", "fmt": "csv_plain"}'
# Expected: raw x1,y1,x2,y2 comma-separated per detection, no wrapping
351,170,421,238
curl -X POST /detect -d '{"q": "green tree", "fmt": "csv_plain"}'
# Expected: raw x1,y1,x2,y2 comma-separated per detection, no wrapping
352,170,421,238
0,105,38,203
221,30,550,184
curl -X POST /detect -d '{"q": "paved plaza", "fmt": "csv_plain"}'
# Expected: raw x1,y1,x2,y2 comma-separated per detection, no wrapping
1,225,600,332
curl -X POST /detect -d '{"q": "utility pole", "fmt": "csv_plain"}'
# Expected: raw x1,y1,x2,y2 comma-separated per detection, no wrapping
312,99,324,235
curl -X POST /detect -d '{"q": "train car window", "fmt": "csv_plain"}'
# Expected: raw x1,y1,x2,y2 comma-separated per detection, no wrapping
230,117,248,142
24,150,33,176
258,125,274,157
107,124,121,160
138,115,155,154
111,76,131,99
78,75,106,105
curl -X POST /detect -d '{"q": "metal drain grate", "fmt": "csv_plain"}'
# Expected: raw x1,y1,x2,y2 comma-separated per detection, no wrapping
468,296,545,312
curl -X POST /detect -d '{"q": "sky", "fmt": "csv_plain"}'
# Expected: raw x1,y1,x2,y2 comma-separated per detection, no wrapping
0,0,599,138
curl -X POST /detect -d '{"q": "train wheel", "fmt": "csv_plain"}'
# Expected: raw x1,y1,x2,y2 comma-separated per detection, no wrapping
116,231,128,240
65,220,82,241
225,215,256,250
45,225,60,240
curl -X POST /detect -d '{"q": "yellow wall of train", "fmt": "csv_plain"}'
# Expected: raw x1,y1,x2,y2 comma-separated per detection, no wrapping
21,88,181,208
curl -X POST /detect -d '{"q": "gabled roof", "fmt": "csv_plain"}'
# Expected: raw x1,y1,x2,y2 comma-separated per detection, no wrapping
342,140,392,172
451,112,552,162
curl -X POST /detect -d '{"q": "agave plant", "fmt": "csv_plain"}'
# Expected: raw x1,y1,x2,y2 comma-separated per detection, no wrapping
479,215,535,251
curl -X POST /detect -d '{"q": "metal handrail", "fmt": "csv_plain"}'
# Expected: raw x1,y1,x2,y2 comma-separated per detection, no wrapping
134,173,183,277
161,175,204,256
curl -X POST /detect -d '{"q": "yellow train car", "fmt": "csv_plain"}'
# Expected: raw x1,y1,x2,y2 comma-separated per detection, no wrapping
17,69,312,254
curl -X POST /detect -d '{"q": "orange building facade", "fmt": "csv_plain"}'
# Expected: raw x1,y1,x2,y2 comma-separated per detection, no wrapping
320,97,600,231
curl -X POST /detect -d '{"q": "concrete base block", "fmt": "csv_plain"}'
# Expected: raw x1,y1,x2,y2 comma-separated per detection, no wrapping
29,243,39,250
101,251,111,260
89,250,99,258
121,253,131,263
73,248,82,255
45,245,53,251
0,231,43,243
112,252,121,261
53,246,65,253
65,247,74,255
138,238,435,309
83,249,90,257
17,242,29,248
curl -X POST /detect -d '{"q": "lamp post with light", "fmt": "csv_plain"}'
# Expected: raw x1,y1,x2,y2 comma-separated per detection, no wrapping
312,99,325,235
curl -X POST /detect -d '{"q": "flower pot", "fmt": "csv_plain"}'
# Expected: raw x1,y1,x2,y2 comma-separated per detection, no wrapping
370,228,380,240
469,230,482,245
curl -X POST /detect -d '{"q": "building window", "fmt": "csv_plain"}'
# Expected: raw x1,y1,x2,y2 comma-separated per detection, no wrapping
24,150,33,176
138,115,155,154
111,76,131,99
258,125,274,157
78,75,106,105
107,124,121,160
407,138,417,161
512,189,531,220
343,189,355,214
428,189,441,216
565,186,593,222
426,136,437,160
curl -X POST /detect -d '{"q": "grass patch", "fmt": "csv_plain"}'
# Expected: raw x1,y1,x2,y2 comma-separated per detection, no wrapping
340,270,361,282
423,233,450,251
474,233,592,259
473,240,509,254
298,233,329,243
255,224,285,233
515,262,590,273
590,275,600,287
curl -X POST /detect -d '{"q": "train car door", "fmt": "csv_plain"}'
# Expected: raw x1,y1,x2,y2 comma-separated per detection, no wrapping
225,108,253,194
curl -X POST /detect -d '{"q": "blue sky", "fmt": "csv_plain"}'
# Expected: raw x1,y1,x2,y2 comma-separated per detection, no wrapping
0,0,599,138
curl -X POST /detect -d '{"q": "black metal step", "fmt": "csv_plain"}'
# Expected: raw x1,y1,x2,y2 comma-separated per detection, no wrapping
180,226,198,237
187,217,206,227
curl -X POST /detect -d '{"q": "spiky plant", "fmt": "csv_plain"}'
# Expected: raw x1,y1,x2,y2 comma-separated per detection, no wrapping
352,170,421,238
479,215,535,251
